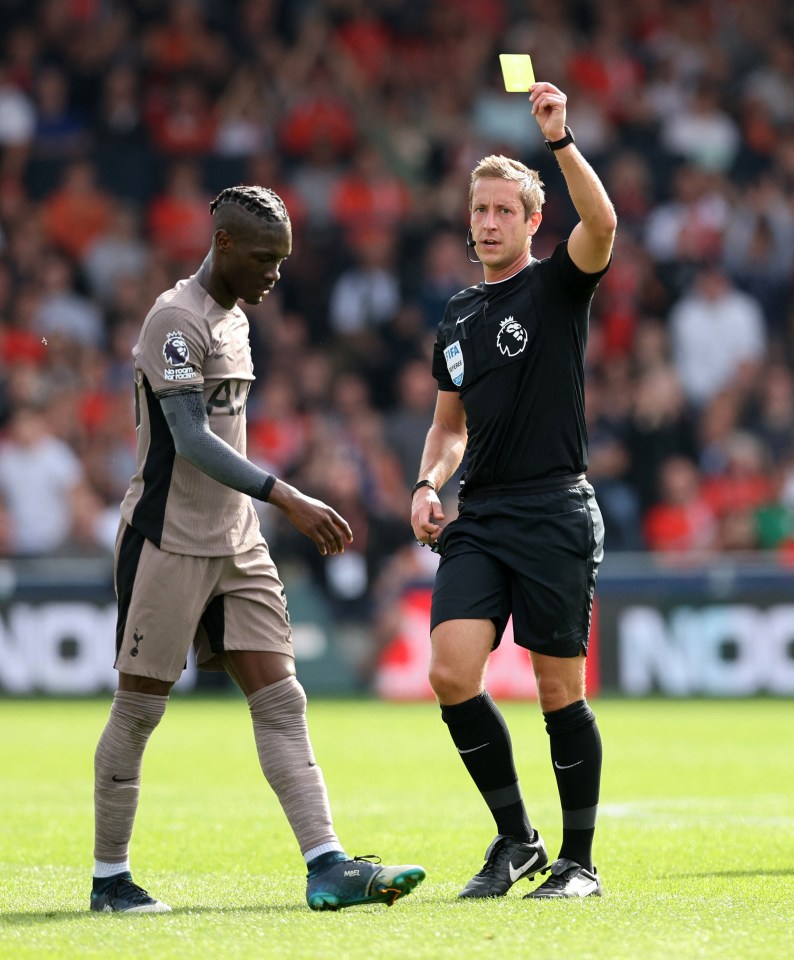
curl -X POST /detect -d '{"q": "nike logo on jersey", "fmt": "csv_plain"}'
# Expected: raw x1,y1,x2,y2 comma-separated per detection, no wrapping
509,852,539,883
456,310,476,326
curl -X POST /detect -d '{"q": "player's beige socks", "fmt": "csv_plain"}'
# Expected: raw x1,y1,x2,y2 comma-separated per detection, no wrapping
247,676,340,855
93,690,168,864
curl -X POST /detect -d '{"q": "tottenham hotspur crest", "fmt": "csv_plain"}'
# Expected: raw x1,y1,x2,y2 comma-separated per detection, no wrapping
497,316,528,357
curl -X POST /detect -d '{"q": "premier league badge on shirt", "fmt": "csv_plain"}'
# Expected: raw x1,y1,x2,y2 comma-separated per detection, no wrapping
496,317,528,357
163,330,190,366
444,340,464,386
162,330,196,381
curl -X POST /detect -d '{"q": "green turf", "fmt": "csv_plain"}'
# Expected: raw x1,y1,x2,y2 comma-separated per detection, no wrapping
0,696,792,960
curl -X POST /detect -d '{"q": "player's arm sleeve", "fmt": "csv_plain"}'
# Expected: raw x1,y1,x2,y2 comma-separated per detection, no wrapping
159,391,276,501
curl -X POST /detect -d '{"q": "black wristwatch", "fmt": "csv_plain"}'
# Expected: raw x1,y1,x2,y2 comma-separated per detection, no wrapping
411,479,435,496
545,125,575,152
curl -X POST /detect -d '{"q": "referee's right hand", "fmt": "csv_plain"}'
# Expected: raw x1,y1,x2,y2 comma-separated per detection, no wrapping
411,486,444,550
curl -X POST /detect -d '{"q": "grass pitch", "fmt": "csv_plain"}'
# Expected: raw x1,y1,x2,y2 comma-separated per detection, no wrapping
0,695,792,960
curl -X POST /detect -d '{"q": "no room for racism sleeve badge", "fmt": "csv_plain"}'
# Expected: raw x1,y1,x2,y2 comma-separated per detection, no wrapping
163,330,197,381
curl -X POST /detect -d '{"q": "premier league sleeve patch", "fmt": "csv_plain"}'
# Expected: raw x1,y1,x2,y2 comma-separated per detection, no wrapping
162,330,197,381
444,339,464,386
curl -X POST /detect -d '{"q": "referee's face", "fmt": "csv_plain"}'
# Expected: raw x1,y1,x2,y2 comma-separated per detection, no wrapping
470,178,540,280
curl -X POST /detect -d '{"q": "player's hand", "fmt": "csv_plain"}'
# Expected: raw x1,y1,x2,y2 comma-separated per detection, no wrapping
529,82,567,142
411,488,445,550
268,480,353,556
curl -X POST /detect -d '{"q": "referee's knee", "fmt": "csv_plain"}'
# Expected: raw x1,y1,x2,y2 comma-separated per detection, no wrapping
428,663,482,706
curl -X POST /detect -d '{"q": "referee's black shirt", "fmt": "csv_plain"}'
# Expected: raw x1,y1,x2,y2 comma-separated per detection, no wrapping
432,241,609,492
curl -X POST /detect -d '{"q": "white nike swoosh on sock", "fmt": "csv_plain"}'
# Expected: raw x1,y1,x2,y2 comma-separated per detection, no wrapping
457,742,490,754
554,759,584,770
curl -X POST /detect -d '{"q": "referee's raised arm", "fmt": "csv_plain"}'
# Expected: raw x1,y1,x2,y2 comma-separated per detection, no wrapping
529,81,617,274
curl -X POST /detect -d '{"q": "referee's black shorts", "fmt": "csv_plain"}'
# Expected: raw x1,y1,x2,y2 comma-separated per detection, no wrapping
430,482,604,658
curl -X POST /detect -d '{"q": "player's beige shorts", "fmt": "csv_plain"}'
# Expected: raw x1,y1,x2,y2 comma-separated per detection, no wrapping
114,522,293,682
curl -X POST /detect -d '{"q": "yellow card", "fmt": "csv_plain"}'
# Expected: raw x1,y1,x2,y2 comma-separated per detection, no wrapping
499,53,535,92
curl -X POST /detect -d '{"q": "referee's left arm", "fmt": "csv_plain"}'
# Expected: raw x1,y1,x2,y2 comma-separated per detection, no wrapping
529,81,616,274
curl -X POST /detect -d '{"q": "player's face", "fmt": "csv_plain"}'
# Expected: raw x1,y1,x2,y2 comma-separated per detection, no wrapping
470,178,541,279
223,221,292,305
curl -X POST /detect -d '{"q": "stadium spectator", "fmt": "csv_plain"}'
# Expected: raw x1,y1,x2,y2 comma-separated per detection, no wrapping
625,363,700,512
669,261,767,409
702,431,776,533
140,0,223,79
92,63,154,203
279,64,357,161
384,357,439,489
41,158,114,260
81,201,149,305
146,74,217,157
146,159,213,270
585,372,643,551
603,151,655,243
743,362,794,467
0,401,90,556
33,249,104,349
417,227,482,331
214,66,273,159
288,136,345,231
247,370,310,474
659,79,741,173
30,63,90,163
328,226,402,339
721,177,794,337
643,455,718,554
0,62,36,176
740,36,794,127
330,143,414,244
643,163,730,281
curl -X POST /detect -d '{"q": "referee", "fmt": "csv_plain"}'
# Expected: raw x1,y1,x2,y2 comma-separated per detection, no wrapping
411,81,616,900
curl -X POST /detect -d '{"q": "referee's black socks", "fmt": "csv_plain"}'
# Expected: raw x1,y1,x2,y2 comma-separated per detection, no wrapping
544,698,602,871
440,691,533,842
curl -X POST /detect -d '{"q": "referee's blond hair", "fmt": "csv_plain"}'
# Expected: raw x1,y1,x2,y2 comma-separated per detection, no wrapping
469,156,545,219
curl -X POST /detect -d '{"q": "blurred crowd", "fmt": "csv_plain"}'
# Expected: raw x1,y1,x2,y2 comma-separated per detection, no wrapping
3,0,794,668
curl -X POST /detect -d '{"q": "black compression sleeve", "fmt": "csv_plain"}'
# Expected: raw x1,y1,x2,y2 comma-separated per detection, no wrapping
159,391,276,501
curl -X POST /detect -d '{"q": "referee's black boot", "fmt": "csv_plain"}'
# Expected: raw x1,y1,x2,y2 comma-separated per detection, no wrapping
524,857,602,899
458,832,549,898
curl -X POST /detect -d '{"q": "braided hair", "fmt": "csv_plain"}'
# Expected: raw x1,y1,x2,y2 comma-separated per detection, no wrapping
209,185,289,227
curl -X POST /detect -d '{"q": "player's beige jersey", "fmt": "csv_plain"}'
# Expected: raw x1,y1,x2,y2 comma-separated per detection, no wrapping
120,274,263,556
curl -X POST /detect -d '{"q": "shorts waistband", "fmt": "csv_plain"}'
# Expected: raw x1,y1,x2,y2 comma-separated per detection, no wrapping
462,473,587,501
